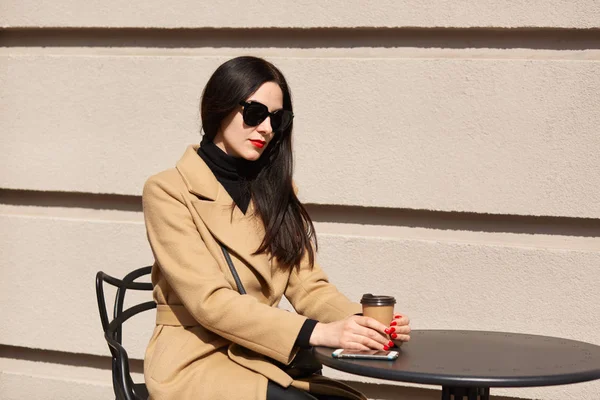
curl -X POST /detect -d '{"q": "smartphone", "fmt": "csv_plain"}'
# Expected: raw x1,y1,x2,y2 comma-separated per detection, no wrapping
331,349,399,360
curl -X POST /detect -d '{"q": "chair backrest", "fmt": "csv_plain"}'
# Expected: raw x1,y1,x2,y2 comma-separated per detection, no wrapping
96,266,156,400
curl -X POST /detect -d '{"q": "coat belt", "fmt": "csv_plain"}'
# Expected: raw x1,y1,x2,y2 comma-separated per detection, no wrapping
156,304,200,326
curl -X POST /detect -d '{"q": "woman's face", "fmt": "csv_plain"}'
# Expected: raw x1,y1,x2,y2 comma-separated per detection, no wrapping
214,81,284,161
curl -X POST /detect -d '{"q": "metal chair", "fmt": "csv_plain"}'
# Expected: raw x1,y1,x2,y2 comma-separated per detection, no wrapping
96,266,156,400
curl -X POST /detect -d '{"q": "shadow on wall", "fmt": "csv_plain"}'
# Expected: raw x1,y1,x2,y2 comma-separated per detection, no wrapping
2,27,600,50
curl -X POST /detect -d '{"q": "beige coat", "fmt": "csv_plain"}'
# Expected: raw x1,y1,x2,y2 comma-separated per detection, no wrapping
142,144,364,400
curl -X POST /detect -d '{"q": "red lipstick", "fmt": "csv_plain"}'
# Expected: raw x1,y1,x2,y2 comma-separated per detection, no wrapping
249,140,265,149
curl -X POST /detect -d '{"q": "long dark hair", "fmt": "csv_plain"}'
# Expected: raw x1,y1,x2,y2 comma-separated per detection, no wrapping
200,56,317,269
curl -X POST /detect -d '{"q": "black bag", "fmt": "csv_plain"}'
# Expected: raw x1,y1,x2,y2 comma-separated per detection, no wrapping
219,244,322,378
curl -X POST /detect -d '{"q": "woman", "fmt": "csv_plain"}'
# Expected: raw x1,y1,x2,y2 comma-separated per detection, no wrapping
142,56,411,400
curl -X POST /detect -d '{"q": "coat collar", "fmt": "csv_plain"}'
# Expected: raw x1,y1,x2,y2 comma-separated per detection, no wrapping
175,144,271,284
176,144,219,201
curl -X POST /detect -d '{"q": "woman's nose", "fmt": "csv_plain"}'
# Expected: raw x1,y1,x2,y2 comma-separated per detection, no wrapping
256,116,273,134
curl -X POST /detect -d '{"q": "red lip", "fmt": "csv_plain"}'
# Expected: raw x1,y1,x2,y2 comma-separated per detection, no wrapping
249,140,265,149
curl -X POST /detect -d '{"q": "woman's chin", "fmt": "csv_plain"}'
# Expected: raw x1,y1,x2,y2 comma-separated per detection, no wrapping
240,147,264,161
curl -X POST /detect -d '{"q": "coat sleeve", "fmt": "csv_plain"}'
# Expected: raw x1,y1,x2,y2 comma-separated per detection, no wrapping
143,175,306,365
284,251,363,323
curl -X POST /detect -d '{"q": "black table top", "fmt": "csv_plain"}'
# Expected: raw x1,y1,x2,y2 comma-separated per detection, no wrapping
313,330,600,388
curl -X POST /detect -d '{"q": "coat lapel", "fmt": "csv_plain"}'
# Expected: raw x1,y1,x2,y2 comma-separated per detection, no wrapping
175,145,273,285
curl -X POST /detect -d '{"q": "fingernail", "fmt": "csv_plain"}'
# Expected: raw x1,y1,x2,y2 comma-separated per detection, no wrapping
395,314,402,319
388,340,394,347
384,328,391,334
383,345,389,351
388,327,396,334
391,333,398,339
390,321,397,326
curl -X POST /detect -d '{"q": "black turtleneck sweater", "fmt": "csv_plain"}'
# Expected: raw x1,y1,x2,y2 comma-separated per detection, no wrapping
197,141,255,214
197,142,318,348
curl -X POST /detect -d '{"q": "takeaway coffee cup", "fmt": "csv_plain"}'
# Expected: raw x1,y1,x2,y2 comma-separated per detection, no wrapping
360,294,396,326
360,294,397,343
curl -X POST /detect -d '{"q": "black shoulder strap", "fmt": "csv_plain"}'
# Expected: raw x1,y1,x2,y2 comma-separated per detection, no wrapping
219,244,247,295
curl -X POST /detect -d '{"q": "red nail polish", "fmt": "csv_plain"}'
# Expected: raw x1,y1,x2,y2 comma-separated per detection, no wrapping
395,314,402,319
388,340,394,347
391,333,398,339
383,345,389,351
390,321,397,326
384,328,390,334
389,327,396,334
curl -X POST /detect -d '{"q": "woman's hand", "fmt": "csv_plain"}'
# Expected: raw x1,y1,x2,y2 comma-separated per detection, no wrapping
309,316,392,351
387,314,411,344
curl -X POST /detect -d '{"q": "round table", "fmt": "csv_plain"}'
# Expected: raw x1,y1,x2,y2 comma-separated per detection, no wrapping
313,330,600,400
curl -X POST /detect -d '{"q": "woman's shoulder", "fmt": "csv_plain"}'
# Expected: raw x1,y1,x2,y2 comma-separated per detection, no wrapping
144,167,185,187
142,167,187,200
143,145,219,204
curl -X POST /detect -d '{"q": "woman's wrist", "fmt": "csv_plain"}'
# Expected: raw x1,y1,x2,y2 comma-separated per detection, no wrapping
309,322,325,347
296,319,319,348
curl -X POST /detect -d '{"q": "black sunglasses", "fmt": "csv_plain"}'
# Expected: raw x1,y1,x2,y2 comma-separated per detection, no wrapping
239,101,294,133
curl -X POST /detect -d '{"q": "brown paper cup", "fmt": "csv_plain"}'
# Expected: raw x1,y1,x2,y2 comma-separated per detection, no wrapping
362,304,395,327
360,294,400,346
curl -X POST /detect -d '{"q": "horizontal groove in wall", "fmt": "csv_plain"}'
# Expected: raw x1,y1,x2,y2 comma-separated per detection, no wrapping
1,188,598,238
0,343,143,374
1,27,599,50
0,188,142,212
308,204,600,238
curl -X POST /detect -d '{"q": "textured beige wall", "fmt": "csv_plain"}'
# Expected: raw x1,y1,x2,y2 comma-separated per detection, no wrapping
2,56,600,217
1,2,600,399
1,0,600,28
